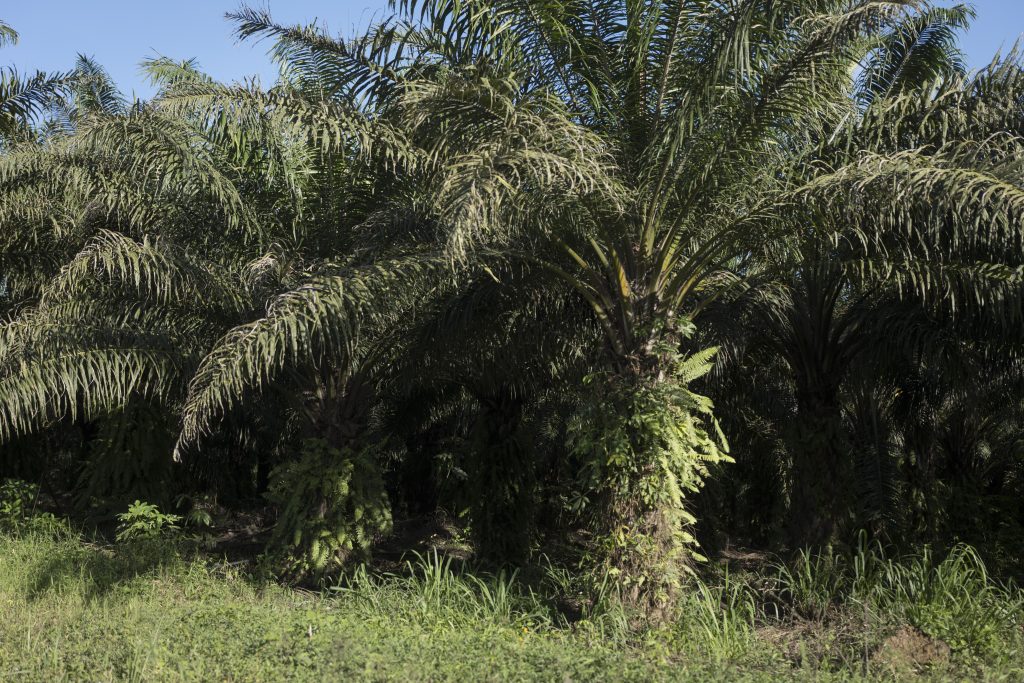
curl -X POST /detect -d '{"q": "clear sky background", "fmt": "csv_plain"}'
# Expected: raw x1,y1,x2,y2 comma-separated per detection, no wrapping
1,1,1021,99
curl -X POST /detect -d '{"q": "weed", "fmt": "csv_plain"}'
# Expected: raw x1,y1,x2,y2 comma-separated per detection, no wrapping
115,500,182,542
1,530,1022,681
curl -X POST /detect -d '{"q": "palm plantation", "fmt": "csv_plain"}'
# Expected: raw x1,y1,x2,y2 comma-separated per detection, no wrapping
0,1,1023,679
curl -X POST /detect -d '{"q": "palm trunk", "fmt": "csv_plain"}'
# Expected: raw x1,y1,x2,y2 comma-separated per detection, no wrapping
782,266,851,550
597,458,688,617
787,381,848,549
575,349,727,620
468,387,534,565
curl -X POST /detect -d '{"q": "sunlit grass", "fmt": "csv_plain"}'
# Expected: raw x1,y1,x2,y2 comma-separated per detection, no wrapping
1,527,1021,681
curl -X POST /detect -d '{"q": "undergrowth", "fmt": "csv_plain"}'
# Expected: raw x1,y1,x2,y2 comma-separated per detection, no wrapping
0,519,1022,681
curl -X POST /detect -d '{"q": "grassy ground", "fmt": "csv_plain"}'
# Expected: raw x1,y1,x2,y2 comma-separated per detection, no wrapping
0,528,1022,681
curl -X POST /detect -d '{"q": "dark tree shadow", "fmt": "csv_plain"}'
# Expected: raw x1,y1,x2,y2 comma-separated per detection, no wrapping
26,537,184,602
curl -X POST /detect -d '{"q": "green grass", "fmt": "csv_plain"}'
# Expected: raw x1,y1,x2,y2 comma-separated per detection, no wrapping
1,528,1022,681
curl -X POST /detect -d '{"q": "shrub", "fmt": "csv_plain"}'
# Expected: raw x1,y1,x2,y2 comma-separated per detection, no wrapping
0,478,37,531
115,500,182,542
771,539,1024,666
266,438,392,580
0,478,62,535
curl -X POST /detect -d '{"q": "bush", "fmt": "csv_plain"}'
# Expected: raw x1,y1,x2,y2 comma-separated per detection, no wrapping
0,478,62,536
266,438,392,580
115,500,182,542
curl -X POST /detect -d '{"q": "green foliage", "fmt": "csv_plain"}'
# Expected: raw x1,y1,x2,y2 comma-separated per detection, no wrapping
773,548,849,621
0,478,61,535
75,405,178,512
114,500,181,543
0,21,17,48
333,551,558,630
174,494,214,531
767,539,1024,666
266,438,392,579
0,0,1023,626
865,545,1024,664
675,575,758,664
0,478,36,530
2,532,1022,680
567,346,732,611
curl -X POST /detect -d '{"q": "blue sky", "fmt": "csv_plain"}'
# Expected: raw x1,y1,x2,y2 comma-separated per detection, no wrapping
2,1,1021,98
1,1,392,98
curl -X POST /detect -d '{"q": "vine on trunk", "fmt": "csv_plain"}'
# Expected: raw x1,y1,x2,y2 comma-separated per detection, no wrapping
567,346,731,617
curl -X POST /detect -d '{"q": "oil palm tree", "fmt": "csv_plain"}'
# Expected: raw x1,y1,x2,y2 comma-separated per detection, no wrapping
0,56,277,508
0,21,67,143
0,1,1022,611
701,6,1024,550
350,0,1023,601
